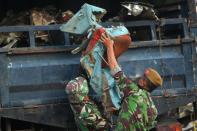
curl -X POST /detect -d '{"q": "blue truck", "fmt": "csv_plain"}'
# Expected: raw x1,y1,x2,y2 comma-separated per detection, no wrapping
0,0,196,130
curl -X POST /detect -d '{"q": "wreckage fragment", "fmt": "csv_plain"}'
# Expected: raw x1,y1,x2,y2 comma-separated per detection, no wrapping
0,11,29,48
0,6,71,47
30,7,57,43
120,1,159,21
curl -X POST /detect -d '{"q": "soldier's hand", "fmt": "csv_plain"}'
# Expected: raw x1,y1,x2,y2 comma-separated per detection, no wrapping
100,32,114,49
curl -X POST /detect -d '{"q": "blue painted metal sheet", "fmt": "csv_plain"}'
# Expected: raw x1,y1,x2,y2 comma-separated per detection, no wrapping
0,42,194,108
0,53,80,107
120,43,193,94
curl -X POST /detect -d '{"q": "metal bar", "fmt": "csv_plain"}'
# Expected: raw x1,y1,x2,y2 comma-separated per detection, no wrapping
29,31,36,47
0,49,9,53
161,18,185,25
182,19,190,38
2,37,192,55
130,38,194,49
124,21,156,27
158,4,181,12
0,18,191,49
151,24,157,40
0,19,186,32
152,88,196,96
0,26,31,32
103,21,156,27
0,25,61,33
32,24,61,31
64,33,70,45
7,47,76,55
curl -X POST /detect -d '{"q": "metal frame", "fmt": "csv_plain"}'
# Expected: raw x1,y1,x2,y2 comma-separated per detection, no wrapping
0,18,190,49
0,24,70,48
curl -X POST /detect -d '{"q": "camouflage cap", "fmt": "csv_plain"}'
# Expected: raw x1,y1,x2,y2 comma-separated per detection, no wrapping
66,77,89,102
144,68,163,87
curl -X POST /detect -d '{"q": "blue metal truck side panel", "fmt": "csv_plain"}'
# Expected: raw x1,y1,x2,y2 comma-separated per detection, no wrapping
0,53,80,107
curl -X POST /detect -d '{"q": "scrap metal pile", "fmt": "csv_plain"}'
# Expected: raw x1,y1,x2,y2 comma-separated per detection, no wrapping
0,6,73,48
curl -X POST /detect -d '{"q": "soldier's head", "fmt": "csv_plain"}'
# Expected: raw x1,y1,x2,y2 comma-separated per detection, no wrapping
138,68,163,92
66,77,89,102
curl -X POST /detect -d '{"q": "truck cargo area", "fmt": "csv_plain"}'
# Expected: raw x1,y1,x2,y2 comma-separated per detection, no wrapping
0,0,196,130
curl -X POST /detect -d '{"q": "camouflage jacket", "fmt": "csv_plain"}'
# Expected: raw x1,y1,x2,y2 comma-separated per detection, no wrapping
66,77,108,131
113,68,158,131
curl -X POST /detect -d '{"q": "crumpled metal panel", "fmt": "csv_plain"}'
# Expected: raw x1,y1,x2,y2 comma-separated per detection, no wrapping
60,3,106,34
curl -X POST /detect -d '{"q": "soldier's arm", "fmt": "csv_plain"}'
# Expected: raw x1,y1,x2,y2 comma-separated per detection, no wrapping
100,33,132,91
100,32,118,70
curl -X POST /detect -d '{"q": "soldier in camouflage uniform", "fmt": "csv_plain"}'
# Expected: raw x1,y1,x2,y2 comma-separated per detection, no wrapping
100,32,163,131
65,77,109,131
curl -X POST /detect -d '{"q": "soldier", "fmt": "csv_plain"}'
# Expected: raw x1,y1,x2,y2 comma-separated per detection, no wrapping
100,32,163,131
66,76,109,131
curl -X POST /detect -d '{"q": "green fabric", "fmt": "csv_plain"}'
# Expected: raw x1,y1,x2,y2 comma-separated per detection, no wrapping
66,77,108,131
114,71,158,131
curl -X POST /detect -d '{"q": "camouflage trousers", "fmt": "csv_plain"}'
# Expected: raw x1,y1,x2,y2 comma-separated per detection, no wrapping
65,77,109,131
68,98,109,131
